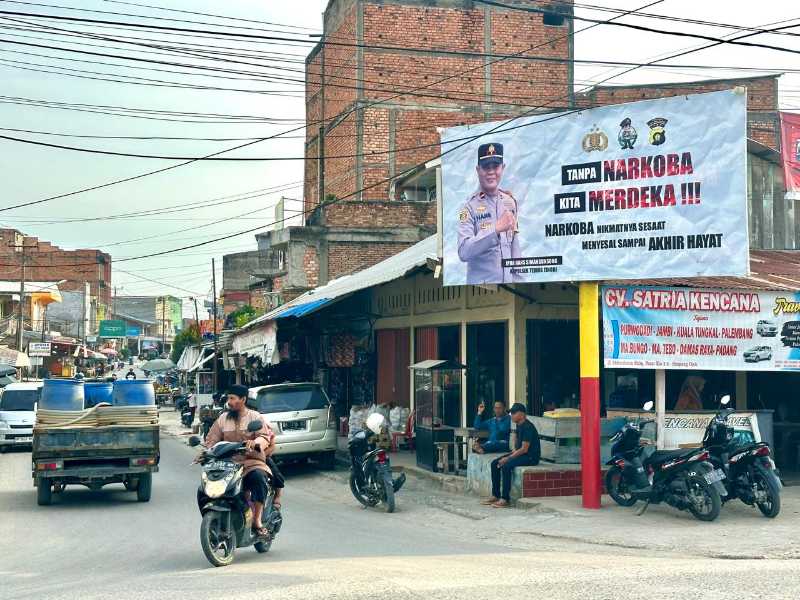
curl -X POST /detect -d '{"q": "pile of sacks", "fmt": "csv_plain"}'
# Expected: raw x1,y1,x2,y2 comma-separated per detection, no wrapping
389,406,410,432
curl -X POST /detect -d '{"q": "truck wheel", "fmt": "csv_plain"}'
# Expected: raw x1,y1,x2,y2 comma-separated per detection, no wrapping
136,473,152,502
37,482,52,506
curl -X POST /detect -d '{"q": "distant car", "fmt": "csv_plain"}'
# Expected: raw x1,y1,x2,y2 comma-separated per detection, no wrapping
781,321,800,348
0,382,42,450
756,319,778,337
743,346,772,363
247,382,337,469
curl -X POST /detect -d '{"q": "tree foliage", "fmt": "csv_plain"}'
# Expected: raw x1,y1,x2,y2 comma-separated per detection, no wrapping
171,324,201,364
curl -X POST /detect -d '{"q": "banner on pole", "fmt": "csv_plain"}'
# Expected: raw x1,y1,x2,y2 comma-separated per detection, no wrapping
602,285,800,371
440,90,748,285
780,111,800,194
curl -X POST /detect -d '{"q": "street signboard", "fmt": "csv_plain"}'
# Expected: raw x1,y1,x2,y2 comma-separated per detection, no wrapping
99,320,126,338
602,285,800,371
440,89,748,285
87,336,97,343
126,326,141,337
28,342,51,357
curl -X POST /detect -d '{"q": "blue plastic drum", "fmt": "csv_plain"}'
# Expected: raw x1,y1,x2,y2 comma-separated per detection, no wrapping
40,379,85,411
112,380,156,406
84,382,113,408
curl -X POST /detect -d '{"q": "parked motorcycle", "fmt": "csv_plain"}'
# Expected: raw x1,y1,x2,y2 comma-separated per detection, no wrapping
605,401,726,521
348,413,406,513
175,393,190,413
189,422,282,567
702,395,782,518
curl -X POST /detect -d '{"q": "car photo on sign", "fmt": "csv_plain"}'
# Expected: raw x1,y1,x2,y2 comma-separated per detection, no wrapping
743,346,773,363
756,319,778,337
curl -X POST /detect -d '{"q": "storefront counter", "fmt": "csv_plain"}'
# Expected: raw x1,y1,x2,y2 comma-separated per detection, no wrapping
607,409,774,449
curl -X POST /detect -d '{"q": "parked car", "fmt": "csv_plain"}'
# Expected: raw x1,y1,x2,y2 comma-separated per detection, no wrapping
0,382,42,451
756,319,778,337
781,321,800,348
248,382,337,469
743,346,773,363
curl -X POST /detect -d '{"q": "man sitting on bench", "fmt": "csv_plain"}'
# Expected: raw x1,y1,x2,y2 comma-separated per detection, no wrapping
472,400,511,454
482,403,541,508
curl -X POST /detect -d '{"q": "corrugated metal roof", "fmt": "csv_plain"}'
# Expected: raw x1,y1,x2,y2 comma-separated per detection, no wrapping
612,250,800,291
242,236,437,329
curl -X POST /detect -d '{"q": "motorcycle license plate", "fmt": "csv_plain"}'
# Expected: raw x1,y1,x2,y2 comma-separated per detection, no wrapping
704,469,726,484
207,461,229,470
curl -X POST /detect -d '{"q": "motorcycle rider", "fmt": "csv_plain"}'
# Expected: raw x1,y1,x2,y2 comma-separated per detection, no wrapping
204,384,283,536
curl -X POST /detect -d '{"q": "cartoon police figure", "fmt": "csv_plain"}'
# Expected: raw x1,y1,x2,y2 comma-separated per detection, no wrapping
618,117,637,149
457,143,521,284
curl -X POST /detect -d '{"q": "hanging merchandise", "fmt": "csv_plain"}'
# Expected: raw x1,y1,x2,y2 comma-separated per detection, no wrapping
325,333,356,368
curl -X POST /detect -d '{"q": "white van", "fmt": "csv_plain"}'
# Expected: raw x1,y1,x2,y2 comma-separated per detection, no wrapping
0,381,42,450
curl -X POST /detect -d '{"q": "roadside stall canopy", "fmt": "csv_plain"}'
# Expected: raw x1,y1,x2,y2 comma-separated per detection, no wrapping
0,346,31,369
231,323,278,365
177,345,201,371
188,351,215,372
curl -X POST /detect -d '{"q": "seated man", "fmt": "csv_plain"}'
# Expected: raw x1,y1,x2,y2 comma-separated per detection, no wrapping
482,403,541,508
204,384,285,536
472,400,511,454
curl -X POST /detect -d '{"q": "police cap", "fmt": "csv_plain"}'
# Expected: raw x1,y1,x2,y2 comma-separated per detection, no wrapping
477,143,503,167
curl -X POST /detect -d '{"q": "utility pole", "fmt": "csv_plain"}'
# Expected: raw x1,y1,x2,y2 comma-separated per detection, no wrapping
192,297,200,328
211,259,218,391
160,297,167,356
15,243,25,351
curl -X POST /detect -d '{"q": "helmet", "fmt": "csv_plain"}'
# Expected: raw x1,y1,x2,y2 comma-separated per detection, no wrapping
74,372,85,380
366,412,386,435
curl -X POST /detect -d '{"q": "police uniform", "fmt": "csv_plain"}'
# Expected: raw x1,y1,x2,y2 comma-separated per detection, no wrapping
457,143,521,284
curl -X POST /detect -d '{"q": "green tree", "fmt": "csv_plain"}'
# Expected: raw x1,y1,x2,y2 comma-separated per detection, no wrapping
228,305,260,329
171,323,201,364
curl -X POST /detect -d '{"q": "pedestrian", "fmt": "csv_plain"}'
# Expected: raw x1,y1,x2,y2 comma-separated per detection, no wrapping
125,368,137,380
457,142,521,284
472,400,511,454
482,403,540,508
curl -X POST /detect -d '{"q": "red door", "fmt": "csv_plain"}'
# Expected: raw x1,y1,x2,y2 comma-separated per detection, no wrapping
376,328,410,408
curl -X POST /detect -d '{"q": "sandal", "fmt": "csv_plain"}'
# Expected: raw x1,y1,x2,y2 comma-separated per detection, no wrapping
253,526,269,537
273,501,282,510
492,500,510,508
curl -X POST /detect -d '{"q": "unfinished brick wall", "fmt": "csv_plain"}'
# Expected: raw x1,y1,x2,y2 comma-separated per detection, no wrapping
576,75,781,149
0,228,112,306
327,241,415,280
303,246,319,288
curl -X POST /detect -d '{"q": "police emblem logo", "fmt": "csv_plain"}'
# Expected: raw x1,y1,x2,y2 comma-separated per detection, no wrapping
487,144,496,155
582,125,608,153
459,209,468,223
647,117,668,146
617,117,637,150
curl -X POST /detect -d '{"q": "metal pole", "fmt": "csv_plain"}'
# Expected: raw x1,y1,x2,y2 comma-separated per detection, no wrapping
15,243,25,351
211,259,218,391
193,297,200,327
579,282,602,509
161,297,166,355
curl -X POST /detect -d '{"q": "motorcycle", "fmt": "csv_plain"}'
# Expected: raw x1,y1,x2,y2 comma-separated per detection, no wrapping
180,396,195,429
605,401,727,521
348,413,406,513
189,421,283,567
702,395,782,518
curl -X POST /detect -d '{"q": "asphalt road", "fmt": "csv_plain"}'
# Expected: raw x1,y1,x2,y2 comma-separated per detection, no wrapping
3,435,800,600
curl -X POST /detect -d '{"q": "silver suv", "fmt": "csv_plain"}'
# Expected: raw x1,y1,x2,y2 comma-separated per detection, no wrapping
248,383,337,469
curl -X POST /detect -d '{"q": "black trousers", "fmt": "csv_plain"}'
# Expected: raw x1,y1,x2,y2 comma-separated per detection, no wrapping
243,460,285,504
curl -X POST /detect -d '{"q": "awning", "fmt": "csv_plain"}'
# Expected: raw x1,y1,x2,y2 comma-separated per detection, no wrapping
177,345,201,371
188,352,215,372
242,236,437,328
31,290,62,305
0,346,31,368
231,321,278,364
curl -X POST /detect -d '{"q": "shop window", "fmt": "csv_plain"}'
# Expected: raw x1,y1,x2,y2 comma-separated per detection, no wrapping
543,11,566,26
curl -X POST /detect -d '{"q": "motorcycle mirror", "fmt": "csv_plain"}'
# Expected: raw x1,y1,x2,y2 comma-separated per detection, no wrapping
642,401,654,411
247,420,262,432
720,395,731,406
188,435,202,447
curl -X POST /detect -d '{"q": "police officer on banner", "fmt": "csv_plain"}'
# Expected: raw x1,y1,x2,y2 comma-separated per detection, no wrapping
457,143,521,284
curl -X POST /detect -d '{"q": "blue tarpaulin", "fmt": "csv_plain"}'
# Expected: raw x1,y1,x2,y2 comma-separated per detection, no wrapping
273,297,331,319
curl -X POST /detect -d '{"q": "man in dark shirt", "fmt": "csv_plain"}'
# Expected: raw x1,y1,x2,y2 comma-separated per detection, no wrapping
482,402,540,508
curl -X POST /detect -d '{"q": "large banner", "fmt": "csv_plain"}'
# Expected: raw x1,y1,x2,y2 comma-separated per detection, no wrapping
780,111,800,194
440,90,748,285
602,285,800,371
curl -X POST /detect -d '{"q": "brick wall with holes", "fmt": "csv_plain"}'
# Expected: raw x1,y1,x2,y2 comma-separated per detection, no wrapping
576,75,781,149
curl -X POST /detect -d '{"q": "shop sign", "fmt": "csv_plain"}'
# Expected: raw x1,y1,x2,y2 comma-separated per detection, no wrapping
99,320,126,337
602,285,800,371
87,336,97,343
439,89,747,285
29,356,43,366
663,412,760,448
126,326,141,337
28,342,51,357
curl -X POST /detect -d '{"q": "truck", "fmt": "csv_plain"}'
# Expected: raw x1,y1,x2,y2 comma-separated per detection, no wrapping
32,423,159,505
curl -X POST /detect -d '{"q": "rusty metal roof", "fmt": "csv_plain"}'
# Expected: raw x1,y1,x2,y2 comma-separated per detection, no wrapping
611,250,800,291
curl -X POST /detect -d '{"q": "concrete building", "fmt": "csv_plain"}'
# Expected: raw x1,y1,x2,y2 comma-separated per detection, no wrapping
112,295,183,345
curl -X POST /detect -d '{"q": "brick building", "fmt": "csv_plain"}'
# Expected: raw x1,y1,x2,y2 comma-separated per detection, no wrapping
253,0,575,300
0,228,112,334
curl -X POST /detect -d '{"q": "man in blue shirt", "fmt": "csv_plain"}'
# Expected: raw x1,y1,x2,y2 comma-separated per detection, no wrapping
473,400,511,454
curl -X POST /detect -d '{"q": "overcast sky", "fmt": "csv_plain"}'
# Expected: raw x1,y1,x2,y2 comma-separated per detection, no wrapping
0,0,796,317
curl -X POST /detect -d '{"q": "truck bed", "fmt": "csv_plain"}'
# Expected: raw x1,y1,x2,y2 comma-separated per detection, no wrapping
33,425,159,459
